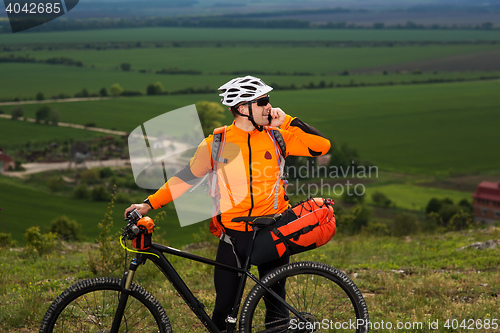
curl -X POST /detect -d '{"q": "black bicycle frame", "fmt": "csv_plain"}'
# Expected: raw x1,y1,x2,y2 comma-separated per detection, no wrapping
113,240,308,333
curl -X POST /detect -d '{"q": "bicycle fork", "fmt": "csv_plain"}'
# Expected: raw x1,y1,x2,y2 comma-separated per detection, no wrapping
110,254,142,333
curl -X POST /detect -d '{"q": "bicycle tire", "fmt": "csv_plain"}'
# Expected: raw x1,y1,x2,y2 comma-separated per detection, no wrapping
39,277,172,333
239,261,369,333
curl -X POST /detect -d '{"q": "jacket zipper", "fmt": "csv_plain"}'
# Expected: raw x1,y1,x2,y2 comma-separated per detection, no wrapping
247,133,254,216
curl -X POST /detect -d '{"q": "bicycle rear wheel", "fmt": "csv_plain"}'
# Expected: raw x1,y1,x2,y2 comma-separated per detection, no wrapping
39,277,172,333
240,261,369,333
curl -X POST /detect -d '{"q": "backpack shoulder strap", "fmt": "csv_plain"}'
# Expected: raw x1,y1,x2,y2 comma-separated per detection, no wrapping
270,129,286,158
211,126,228,168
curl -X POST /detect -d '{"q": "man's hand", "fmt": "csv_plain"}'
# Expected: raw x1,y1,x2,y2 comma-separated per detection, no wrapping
269,107,286,127
124,203,152,219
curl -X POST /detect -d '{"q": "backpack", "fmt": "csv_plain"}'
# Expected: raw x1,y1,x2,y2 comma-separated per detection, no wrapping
249,197,336,266
208,126,287,238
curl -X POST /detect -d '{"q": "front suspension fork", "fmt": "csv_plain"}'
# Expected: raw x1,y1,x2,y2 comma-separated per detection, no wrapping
110,254,143,332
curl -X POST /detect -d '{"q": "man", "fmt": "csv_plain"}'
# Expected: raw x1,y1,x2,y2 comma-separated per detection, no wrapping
125,75,330,331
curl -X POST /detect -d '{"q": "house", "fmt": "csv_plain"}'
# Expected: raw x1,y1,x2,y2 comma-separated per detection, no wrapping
472,181,500,223
0,148,16,172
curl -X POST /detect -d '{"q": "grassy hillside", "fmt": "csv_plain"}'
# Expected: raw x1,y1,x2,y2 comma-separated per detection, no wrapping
1,227,498,332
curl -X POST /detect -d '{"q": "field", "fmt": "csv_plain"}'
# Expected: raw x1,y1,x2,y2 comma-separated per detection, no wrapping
2,79,500,174
3,28,500,45
0,117,106,145
0,173,203,247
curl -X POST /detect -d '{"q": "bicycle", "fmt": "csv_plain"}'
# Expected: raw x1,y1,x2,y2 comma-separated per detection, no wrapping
39,209,369,332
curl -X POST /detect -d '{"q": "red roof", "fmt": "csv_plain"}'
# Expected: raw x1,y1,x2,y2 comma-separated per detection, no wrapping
473,181,500,201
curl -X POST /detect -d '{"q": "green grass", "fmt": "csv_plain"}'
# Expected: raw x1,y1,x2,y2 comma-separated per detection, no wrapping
2,62,499,101
3,79,500,174
281,80,500,174
0,175,202,247
1,228,498,332
0,117,106,145
364,184,471,211
5,44,499,73
3,42,500,101
2,27,500,45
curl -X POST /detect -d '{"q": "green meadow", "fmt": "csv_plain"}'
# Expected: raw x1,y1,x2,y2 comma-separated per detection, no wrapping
0,117,105,145
1,26,499,245
0,174,201,246
5,44,498,72
364,184,471,211
3,79,499,174
2,27,500,45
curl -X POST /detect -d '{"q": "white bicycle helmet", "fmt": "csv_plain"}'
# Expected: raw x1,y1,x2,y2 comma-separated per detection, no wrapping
218,75,273,107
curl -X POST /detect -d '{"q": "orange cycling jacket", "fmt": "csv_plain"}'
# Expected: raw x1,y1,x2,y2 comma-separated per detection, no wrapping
147,114,331,231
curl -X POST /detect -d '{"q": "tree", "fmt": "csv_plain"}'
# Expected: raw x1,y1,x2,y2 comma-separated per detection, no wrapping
49,109,60,126
35,106,51,124
35,92,44,101
109,83,124,97
50,215,83,241
10,107,24,120
195,101,225,136
425,198,442,214
371,191,391,208
120,62,131,71
99,87,108,97
146,81,164,95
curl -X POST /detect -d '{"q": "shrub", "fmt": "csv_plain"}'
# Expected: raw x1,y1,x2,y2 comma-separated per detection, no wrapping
109,83,124,97
47,176,64,193
392,213,420,236
50,215,83,241
91,185,111,201
371,191,391,208
120,62,131,71
79,168,100,183
362,221,390,236
0,232,16,247
422,212,442,233
448,210,473,231
99,167,114,178
342,190,365,204
73,182,90,199
115,191,131,204
87,187,125,276
24,226,58,256
35,106,51,124
340,205,371,235
146,81,164,95
10,106,23,120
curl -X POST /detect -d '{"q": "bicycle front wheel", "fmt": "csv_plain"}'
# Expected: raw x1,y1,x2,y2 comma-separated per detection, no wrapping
39,277,172,333
240,261,369,333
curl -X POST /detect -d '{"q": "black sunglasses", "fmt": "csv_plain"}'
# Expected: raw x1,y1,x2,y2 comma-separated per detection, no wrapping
250,95,270,107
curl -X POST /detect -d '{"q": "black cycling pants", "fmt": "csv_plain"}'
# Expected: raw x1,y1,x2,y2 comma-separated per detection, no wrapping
212,228,290,331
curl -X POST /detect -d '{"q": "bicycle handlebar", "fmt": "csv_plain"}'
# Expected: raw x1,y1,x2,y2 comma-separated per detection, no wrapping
122,208,142,240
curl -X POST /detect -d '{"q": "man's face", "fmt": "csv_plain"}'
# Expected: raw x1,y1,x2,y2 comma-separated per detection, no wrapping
239,95,272,126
